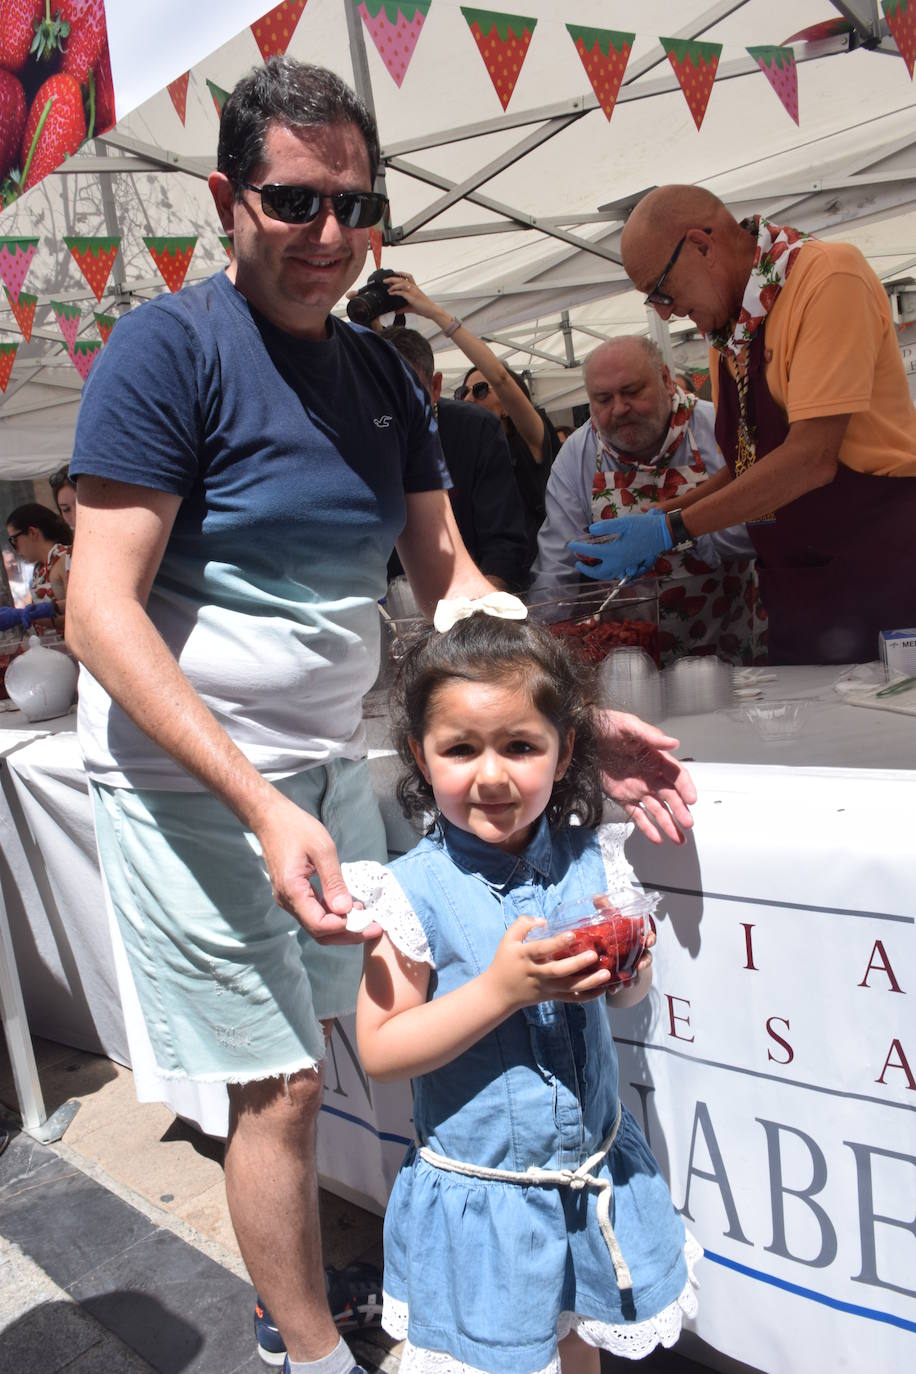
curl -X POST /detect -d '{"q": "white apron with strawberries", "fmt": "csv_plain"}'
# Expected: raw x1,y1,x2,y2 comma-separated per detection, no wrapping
590,424,765,666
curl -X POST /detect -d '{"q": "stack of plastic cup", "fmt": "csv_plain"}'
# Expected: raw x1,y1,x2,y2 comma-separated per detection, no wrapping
598,646,665,720
664,655,733,716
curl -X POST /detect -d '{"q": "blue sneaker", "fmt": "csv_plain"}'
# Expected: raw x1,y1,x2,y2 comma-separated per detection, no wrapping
255,1265,382,1365
280,1361,370,1374
254,1297,286,1366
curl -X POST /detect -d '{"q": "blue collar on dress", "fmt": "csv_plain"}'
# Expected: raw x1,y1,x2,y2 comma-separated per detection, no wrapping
435,814,555,888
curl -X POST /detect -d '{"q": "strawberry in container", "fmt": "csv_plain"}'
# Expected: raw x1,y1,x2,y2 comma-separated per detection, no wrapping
526,579,660,666
527,886,660,989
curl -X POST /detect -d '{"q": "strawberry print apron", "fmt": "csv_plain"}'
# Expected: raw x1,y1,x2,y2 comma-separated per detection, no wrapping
590,403,765,666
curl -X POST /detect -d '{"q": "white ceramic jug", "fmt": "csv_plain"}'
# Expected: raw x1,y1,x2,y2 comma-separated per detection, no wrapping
4,635,77,721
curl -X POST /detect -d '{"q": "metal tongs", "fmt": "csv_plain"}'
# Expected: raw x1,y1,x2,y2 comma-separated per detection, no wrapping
594,574,632,615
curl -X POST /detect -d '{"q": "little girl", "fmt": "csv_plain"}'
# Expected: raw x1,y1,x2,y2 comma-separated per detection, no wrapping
348,607,699,1374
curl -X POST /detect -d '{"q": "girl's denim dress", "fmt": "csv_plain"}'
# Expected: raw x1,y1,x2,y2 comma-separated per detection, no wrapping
378,816,690,1374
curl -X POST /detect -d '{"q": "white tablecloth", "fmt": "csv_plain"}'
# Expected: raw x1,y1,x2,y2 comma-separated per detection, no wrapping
2,674,914,1371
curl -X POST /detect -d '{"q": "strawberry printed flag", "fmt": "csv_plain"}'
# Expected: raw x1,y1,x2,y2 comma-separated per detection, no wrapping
64,235,121,301
251,0,310,61
206,79,230,117
356,1,431,88
566,25,634,121
882,1,916,77
4,288,37,342
167,72,190,124
94,311,116,342
369,226,383,269
0,238,39,299
747,46,799,123
69,338,103,380
0,342,18,393
51,299,82,351
144,236,197,292
660,37,722,130
219,235,234,259
461,8,537,111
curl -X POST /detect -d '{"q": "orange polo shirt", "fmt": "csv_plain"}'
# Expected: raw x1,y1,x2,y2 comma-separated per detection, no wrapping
711,239,916,476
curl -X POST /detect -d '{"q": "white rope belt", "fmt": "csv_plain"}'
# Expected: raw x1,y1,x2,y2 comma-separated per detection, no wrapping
418,1101,632,1291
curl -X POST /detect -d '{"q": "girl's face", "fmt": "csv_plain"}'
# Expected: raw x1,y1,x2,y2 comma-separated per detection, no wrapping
464,370,503,420
409,677,573,854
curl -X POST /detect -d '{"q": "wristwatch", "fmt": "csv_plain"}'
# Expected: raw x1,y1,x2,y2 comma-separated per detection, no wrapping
666,508,693,550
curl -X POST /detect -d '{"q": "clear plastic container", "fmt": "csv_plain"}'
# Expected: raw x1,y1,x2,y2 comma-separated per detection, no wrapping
528,886,660,986
729,698,813,741
526,581,660,666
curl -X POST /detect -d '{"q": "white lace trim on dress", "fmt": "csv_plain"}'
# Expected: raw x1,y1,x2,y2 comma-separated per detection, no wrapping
596,822,637,891
340,860,434,965
382,1232,702,1373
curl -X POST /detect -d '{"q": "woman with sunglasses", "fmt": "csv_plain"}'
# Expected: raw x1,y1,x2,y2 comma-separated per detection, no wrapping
382,274,561,566
6,503,73,633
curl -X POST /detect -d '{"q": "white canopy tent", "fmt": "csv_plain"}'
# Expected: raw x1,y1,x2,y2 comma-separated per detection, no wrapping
1,0,915,477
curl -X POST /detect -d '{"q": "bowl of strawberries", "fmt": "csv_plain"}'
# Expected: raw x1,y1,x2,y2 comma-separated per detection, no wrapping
530,887,660,988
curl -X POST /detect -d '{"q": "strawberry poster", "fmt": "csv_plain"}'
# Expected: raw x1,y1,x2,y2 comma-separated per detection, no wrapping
4,284,36,340
566,24,634,122
747,45,799,124
0,0,116,208
0,340,18,391
461,7,536,111
882,0,916,77
356,1,431,88
64,233,120,300
660,35,722,131
250,0,309,62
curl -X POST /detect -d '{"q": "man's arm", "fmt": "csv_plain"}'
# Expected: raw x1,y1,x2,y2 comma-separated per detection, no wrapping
395,489,496,615
676,414,848,539
66,477,368,943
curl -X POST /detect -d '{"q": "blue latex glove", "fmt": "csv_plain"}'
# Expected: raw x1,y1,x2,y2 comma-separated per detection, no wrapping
0,603,56,632
568,511,673,581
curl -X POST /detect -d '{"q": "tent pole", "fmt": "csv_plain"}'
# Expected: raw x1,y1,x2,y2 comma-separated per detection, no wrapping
343,2,389,199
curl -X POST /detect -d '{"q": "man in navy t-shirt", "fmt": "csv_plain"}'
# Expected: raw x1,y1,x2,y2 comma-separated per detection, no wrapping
66,58,495,1374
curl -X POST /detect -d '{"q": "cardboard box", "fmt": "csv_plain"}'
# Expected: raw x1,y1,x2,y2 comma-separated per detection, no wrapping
879,628,916,679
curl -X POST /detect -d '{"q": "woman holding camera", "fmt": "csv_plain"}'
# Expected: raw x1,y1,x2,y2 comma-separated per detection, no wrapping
382,274,560,565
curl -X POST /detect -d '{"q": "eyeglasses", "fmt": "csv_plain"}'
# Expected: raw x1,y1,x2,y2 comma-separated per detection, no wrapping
453,381,491,402
237,180,388,229
643,228,710,309
7,531,23,550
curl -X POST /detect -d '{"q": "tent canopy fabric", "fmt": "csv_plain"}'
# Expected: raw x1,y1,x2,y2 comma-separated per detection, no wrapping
1,0,915,477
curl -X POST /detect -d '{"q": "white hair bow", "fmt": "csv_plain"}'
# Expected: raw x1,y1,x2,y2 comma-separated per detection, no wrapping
433,592,528,633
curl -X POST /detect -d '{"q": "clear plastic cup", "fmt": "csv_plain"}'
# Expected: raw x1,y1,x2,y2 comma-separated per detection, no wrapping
528,887,660,986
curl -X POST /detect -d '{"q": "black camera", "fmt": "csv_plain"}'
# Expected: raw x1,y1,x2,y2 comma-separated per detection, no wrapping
346,268,408,326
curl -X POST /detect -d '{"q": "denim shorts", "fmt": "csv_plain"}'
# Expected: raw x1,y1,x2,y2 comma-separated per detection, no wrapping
91,758,387,1083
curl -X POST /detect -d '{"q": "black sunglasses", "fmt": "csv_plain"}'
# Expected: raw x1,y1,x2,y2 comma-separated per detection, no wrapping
238,180,388,229
7,531,23,550
453,381,491,402
644,227,711,309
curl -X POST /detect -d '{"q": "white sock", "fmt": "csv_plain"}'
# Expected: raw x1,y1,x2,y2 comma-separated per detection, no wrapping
287,1336,358,1374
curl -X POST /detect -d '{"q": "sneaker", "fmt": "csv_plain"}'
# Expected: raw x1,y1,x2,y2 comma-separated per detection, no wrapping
254,1297,287,1367
281,1363,369,1374
325,1261,384,1333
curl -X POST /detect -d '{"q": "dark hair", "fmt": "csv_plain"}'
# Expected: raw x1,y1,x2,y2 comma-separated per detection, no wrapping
392,613,604,831
6,502,72,545
462,361,531,402
217,56,380,192
382,325,435,392
48,465,74,496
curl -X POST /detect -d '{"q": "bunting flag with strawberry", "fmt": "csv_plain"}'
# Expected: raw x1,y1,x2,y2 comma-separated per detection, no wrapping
356,1,431,88
251,0,309,61
882,0,916,77
94,310,116,342
0,342,18,393
565,25,634,121
69,338,103,381
206,79,230,118
0,237,39,300
219,235,234,259
51,299,82,351
144,236,198,292
168,72,190,124
4,287,37,342
64,235,121,301
369,226,383,270
461,8,537,111
747,45,799,123
660,36,722,130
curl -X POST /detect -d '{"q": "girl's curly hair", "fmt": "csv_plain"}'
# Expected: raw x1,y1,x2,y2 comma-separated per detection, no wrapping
391,612,604,831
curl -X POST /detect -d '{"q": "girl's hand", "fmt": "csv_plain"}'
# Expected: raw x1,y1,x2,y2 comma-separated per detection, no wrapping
484,916,611,1014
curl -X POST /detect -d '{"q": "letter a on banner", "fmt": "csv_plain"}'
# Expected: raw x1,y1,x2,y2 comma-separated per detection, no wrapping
355,1,431,88
461,8,537,110
251,0,310,61
565,26,634,121
660,37,722,130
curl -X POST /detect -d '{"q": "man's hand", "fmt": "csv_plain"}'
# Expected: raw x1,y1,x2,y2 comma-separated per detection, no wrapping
569,511,672,581
254,791,382,944
596,709,696,845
